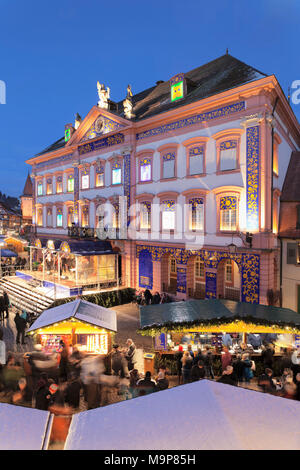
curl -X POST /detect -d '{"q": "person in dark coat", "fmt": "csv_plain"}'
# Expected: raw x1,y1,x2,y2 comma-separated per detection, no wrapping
136,371,156,396
258,368,276,394
261,344,275,370
175,346,183,384
35,377,50,410
152,292,161,305
190,360,206,382
58,340,70,382
86,372,102,410
64,373,81,409
128,369,140,398
3,292,9,319
202,348,214,379
125,339,137,372
111,344,128,378
217,366,237,386
14,311,27,344
232,354,245,383
0,296,5,323
143,289,153,305
155,371,169,391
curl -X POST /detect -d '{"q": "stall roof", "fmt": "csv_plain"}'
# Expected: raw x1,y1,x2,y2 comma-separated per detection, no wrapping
0,249,17,258
28,298,117,333
64,380,300,450
37,238,113,255
0,403,51,450
139,299,300,333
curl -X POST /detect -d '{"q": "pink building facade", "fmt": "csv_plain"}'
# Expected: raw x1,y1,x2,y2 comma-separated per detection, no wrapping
26,54,300,304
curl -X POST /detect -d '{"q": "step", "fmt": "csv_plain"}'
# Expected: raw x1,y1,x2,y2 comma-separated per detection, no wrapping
0,277,53,305
0,283,51,312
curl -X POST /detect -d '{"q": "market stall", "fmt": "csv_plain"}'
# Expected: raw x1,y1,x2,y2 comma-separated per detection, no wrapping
64,380,300,450
139,299,300,355
27,298,117,355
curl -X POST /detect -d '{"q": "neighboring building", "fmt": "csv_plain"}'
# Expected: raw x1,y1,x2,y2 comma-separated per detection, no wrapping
25,53,300,304
20,173,33,225
279,151,300,312
0,200,22,233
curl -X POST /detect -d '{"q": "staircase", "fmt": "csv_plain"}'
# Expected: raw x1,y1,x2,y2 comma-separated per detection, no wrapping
0,276,54,318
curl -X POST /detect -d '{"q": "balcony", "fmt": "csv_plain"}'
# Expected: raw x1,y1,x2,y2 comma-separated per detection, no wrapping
68,225,128,240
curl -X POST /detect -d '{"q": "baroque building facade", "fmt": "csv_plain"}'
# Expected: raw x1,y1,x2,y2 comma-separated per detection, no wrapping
26,54,300,304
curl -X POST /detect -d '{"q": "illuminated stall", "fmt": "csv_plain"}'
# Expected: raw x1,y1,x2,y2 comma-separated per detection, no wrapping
27,298,117,355
139,299,300,355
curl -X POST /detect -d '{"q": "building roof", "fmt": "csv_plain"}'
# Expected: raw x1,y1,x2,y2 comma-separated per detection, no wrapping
35,54,267,157
28,298,117,333
21,173,33,197
281,151,300,202
139,299,300,333
64,379,300,450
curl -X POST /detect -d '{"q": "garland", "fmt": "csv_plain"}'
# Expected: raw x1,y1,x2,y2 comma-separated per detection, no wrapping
138,315,300,337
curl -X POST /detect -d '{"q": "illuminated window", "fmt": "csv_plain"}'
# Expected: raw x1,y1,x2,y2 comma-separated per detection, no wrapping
195,258,204,278
47,208,52,227
220,141,237,171
56,209,63,227
112,163,122,185
82,206,89,227
189,147,204,175
170,257,177,273
37,208,43,226
81,172,89,189
46,179,52,195
112,203,120,229
140,202,151,229
189,198,204,231
170,73,185,102
56,176,63,193
96,171,104,187
162,153,175,179
273,142,279,176
37,182,43,196
225,260,233,282
67,175,74,192
220,197,237,231
162,200,175,230
67,207,74,227
140,158,151,182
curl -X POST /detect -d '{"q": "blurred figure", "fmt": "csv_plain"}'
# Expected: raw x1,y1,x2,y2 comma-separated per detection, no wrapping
261,344,274,370
282,381,296,400
58,340,70,382
202,347,214,379
242,353,254,384
111,344,128,378
181,350,193,384
136,371,156,396
3,291,9,319
125,339,137,372
128,368,140,398
155,370,169,391
217,365,237,386
291,348,300,383
14,311,27,344
86,372,102,410
143,289,152,305
221,347,232,372
35,375,50,410
69,346,83,378
175,345,183,384
190,360,206,382
64,372,81,410
152,292,161,305
258,368,276,394
2,354,24,392
0,328,6,389
12,377,33,406
232,354,245,384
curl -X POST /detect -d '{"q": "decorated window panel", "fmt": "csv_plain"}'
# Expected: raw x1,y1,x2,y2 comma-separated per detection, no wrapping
56,208,63,227
220,140,237,171
140,158,152,182
162,153,175,179
112,202,120,229
162,200,175,230
112,162,122,185
46,178,52,195
47,208,52,227
189,147,204,175
82,205,89,227
140,202,151,229
220,196,237,231
37,181,43,196
37,208,43,226
81,169,90,189
67,174,74,192
195,257,205,278
56,176,63,193
189,198,204,231
67,206,74,227
95,166,104,187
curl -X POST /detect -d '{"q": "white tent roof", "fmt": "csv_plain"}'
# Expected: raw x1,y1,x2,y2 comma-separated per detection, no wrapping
64,380,300,450
0,403,51,450
28,298,117,332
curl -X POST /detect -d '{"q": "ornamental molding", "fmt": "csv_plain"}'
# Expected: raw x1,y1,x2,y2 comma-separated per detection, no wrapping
240,113,264,128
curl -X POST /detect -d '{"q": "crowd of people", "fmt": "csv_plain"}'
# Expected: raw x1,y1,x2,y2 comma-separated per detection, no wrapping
0,257,27,276
134,289,174,306
173,343,300,400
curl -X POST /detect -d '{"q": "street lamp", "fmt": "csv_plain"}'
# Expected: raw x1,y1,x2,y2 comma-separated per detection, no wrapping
228,242,237,254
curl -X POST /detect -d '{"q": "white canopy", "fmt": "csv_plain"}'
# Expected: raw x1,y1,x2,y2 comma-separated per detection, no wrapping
64,380,300,450
28,298,117,332
0,403,51,450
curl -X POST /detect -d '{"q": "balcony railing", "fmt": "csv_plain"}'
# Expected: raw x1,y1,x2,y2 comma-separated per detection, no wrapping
68,225,128,240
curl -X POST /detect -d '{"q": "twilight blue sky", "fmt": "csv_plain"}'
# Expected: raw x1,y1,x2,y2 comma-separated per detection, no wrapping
0,0,299,197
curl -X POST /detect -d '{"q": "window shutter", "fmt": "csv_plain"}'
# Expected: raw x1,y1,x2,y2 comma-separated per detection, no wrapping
287,243,298,264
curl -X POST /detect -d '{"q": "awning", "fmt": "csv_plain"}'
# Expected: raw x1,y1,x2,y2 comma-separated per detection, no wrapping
0,249,17,258
139,299,300,335
28,298,117,333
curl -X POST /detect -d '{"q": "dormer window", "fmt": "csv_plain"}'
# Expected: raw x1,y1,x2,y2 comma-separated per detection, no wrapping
170,73,185,102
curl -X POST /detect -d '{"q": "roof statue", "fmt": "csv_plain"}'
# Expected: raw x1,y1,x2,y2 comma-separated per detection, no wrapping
97,81,110,109
74,113,82,130
123,84,135,119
